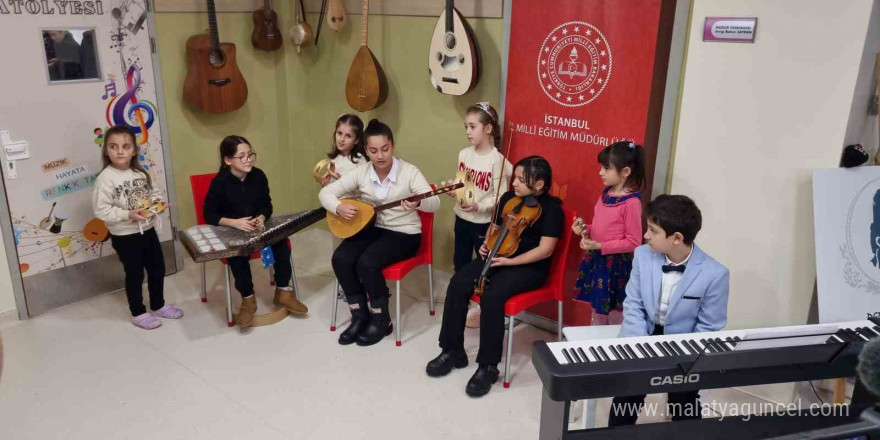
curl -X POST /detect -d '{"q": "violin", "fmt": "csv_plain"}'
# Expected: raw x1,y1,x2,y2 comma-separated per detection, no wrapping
473,195,542,297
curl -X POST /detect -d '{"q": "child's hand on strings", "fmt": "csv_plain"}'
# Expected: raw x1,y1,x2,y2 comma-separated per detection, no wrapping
231,217,257,232
336,204,358,220
401,200,419,211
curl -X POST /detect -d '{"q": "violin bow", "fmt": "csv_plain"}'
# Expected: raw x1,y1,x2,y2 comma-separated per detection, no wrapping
489,122,516,226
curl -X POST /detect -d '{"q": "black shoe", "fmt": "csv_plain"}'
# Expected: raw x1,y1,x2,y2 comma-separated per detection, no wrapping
356,302,392,346
426,350,468,377
338,297,369,345
465,364,499,397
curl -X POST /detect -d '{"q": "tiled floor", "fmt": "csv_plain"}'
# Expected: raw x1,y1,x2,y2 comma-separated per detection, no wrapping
0,229,835,439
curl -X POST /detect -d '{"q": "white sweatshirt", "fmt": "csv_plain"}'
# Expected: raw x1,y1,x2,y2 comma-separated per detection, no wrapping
453,146,512,224
92,166,163,236
319,158,439,235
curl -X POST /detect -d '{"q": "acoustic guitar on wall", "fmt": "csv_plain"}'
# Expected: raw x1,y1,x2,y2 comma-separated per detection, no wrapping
183,0,248,114
345,0,388,112
327,0,347,31
428,0,481,95
252,0,283,51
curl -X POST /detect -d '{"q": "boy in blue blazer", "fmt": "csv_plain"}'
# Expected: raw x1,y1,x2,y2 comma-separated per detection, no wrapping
610,194,730,426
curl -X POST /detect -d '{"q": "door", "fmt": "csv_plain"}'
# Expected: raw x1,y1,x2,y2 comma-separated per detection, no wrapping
0,0,180,317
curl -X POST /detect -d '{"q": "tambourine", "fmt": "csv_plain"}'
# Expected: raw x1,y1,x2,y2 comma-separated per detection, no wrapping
136,197,167,218
441,169,476,207
313,159,336,183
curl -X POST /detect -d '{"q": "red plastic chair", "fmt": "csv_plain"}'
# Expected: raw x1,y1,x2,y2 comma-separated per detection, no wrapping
330,210,435,346
472,208,576,387
190,173,300,327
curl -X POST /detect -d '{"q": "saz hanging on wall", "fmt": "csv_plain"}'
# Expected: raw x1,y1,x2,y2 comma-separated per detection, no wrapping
345,0,388,112
183,0,248,113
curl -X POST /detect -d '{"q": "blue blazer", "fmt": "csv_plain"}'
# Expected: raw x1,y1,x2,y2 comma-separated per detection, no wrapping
619,244,730,337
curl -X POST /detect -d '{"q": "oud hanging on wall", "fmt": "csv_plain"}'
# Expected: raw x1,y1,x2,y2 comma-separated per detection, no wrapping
183,0,248,114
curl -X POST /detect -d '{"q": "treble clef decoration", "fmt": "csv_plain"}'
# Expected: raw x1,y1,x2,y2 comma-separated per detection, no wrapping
107,64,155,144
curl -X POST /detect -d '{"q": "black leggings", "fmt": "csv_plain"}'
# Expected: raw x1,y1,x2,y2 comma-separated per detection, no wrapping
110,228,165,316
453,216,490,272
226,240,292,297
439,257,549,365
331,226,420,306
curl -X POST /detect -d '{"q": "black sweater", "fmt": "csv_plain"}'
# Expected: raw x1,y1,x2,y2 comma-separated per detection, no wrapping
203,167,273,226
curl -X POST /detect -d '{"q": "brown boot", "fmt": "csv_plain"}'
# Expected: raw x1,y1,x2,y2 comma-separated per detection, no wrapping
274,288,308,315
236,296,257,327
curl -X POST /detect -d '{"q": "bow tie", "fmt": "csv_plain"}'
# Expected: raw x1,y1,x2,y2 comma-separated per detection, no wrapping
662,264,686,274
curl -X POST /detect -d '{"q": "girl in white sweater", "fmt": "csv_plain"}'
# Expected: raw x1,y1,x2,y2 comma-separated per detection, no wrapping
451,102,511,328
92,126,182,330
320,119,440,346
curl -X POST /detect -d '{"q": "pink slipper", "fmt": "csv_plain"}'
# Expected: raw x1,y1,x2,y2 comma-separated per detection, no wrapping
151,305,184,319
132,313,161,330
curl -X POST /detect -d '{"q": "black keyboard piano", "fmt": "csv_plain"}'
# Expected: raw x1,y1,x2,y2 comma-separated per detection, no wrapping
532,320,878,439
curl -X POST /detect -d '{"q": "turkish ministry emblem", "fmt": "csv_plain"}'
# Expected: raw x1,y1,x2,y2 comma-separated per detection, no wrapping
537,21,612,107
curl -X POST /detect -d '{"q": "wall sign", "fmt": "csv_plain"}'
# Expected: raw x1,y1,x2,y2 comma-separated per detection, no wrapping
703,17,758,43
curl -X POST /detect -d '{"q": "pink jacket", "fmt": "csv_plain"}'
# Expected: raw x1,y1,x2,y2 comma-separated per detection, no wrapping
587,191,643,255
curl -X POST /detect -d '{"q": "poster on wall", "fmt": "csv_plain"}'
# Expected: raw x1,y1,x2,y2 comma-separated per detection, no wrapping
0,0,173,313
503,0,673,325
814,167,880,323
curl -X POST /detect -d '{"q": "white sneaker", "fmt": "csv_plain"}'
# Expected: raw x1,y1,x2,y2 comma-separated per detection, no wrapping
466,305,481,328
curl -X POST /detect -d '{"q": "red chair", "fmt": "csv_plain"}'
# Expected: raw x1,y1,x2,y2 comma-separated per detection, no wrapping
472,208,575,387
330,210,435,346
190,173,301,327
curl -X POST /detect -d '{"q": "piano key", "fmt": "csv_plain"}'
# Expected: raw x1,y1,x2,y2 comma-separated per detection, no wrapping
699,339,713,353
854,329,871,341
846,329,865,342
636,343,649,358
733,336,742,342
597,346,611,361
670,341,687,356
562,348,574,364
725,336,737,346
643,343,658,358
679,341,697,355
618,345,633,360
706,339,722,353
624,344,638,359
609,345,622,360
655,342,670,356
688,340,703,353
577,347,590,362
874,326,880,334
862,327,880,338
662,341,677,356
714,338,730,352
589,347,601,362
570,348,583,363
836,329,856,342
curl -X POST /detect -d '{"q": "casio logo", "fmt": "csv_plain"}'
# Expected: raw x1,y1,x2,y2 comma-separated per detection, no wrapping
650,374,700,386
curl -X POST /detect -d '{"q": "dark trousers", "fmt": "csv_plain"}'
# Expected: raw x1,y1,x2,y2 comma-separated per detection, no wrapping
331,226,420,306
110,228,166,316
453,217,490,272
226,240,291,297
439,257,548,365
608,325,702,426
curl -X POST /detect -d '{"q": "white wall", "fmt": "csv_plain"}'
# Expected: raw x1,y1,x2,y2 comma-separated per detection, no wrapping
671,0,876,329
0,228,17,314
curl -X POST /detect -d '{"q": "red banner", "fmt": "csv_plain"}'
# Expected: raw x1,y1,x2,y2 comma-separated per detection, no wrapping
504,0,673,325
